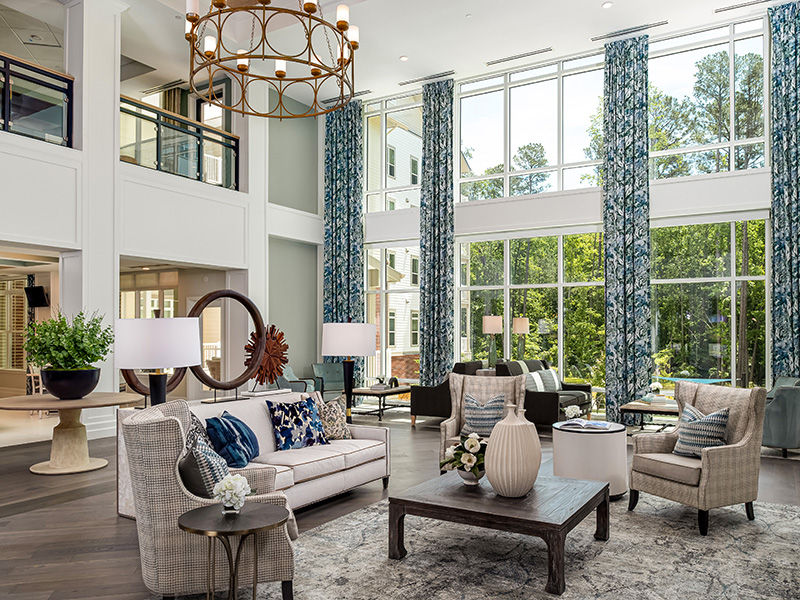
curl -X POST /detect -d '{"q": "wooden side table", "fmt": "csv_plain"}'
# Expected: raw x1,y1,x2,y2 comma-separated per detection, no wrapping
0,392,140,475
178,502,292,600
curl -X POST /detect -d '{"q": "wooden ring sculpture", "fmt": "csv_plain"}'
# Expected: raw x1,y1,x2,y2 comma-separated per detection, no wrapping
246,324,289,386
188,289,266,390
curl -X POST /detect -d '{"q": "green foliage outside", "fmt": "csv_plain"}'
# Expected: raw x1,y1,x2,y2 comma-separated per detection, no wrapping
25,311,114,370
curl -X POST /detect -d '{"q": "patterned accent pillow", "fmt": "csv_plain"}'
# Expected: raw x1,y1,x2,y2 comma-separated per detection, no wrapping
526,372,545,392
205,411,260,468
178,436,230,498
306,392,352,440
186,413,213,450
460,393,505,437
266,397,329,451
673,404,730,458
537,368,562,392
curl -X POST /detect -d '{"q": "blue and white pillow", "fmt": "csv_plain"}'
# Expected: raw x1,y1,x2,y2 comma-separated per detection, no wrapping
673,404,730,458
460,393,505,437
179,436,230,498
266,398,329,451
205,411,260,468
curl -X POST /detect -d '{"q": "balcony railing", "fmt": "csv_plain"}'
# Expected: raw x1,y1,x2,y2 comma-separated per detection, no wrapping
120,95,239,190
0,52,73,147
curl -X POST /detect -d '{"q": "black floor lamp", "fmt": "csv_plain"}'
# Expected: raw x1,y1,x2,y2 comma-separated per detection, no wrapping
321,322,377,423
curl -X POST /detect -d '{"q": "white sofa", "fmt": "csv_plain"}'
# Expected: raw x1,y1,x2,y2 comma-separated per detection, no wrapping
117,391,391,518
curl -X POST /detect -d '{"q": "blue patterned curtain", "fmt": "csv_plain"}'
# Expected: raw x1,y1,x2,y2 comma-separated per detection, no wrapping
324,101,365,381
419,79,455,386
603,36,652,423
770,3,800,380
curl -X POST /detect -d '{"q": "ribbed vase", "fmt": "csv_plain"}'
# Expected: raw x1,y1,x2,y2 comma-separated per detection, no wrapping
485,405,542,498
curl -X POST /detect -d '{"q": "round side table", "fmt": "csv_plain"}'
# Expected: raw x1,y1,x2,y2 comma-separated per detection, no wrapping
178,502,290,600
552,421,628,499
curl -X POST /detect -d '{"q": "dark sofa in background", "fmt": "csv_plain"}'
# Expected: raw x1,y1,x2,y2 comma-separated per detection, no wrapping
409,361,485,425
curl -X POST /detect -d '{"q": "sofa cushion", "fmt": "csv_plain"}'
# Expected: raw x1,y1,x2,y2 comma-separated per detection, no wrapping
460,393,505,437
673,404,729,458
205,411,260,468
327,439,386,469
633,452,702,486
266,397,329,451
258,446,346,484
558,390,591,407
194,399,276,456
178,437,230,497
244,462,294,491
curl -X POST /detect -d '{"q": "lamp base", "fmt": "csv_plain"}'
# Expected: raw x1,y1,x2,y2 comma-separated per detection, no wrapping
342,359,354,424
148,373,168,406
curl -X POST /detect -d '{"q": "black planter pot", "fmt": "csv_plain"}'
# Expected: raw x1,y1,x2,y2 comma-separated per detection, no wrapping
40,368,101,400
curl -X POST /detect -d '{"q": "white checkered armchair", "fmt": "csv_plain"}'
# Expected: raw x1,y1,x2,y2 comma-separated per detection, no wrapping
440,373,526,462
628,382,766,535
122,401,297,599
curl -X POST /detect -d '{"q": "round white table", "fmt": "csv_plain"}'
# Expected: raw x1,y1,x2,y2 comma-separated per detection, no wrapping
0,392,140,475
552,421,628,499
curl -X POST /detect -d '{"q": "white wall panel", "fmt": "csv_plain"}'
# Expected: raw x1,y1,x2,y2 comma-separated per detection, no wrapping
120,164,249,268
0,133,81,249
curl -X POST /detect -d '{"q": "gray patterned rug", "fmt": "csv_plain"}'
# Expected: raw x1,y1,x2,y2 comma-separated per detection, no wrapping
184,494,800,600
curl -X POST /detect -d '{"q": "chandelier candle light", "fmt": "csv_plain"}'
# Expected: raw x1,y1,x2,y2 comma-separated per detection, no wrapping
185,0,359,119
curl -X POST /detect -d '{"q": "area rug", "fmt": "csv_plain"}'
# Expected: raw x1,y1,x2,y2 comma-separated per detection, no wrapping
182,494,800,600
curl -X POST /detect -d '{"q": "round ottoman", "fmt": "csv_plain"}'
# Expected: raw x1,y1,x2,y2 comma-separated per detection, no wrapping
552,421,628,499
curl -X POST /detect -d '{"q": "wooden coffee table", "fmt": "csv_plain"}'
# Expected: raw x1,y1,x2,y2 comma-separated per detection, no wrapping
388,472,609,595
620,399,680,432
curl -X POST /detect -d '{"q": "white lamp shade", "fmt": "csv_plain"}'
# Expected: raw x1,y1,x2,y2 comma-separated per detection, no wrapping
115,318,201,369
482,315,503,335
512,317,530,334
321,322,376,357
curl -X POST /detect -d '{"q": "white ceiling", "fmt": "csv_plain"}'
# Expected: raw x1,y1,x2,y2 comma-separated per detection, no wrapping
0,1,780,102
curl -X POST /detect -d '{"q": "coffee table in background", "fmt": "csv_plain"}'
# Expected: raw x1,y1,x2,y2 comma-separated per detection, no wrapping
619,398,680,432
388,472,609,595
351,386,412,420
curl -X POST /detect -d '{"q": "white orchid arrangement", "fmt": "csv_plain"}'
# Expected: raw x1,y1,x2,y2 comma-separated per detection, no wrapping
649,381,663,394
440,433,487,476
564,405,582,419
212,474,252,511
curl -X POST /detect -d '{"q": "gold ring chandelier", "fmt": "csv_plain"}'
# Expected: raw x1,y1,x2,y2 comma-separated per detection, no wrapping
185,0,358,119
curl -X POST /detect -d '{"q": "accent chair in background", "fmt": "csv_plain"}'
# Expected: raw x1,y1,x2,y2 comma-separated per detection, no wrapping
628,381,766,535
312,362,346,401
762,376,800,458
410,360,487,425
275,365,322,393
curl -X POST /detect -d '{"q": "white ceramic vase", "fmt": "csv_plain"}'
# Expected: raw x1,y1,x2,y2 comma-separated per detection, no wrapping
485,404,542,498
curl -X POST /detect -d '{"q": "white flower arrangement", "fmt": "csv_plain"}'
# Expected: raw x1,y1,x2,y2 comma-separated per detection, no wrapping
649,381,663,394
564,405,582,419
440,432,487,476
212,473,251,511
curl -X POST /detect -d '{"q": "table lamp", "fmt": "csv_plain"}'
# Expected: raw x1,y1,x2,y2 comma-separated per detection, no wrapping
115,317,201,405
321,322,377,423
482,315,503,367
512,317,530,361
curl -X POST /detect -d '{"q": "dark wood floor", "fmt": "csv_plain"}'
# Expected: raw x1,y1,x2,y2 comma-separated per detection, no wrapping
0,412,798,599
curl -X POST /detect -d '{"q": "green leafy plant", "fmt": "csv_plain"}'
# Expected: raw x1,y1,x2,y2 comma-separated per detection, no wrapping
25,312,114,370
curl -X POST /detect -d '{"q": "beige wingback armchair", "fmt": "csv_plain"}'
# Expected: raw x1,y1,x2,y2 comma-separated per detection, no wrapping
122,401,297,600
628,382,766,535
440,373,526,462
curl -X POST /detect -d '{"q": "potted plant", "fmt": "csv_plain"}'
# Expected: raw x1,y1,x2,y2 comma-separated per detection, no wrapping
24,311,114,400
440,433,488,485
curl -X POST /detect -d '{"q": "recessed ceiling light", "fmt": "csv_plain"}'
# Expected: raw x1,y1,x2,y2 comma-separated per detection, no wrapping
141,267,150,271
399,55,409,62
465,13,472,18
601,1,614,7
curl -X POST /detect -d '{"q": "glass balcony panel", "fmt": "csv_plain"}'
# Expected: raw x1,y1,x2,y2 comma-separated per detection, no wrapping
9,76,67,145
160,126,199,179
120,111,157,169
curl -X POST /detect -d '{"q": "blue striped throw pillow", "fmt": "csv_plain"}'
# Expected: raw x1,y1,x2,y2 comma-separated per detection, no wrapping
673,404,729,458
460,393,505,437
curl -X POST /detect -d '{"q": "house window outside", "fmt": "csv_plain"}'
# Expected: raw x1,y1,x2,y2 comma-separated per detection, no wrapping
365,245,421,383
411,257,419,285
388,146,397,179
0,279,27,370
364,94,422,212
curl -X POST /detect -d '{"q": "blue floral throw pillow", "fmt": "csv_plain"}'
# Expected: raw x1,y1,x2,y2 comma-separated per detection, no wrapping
205,411,260,468
266,398,329,451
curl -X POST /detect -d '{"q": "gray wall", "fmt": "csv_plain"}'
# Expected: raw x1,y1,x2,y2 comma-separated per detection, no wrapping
269,236,318,379
268,91,318,214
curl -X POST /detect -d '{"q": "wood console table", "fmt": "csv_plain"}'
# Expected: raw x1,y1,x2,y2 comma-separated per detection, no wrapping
0,392,140,475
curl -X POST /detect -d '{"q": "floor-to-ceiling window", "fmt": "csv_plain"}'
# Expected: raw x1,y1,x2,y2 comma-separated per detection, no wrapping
364,94,423,213
365,245,421,383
